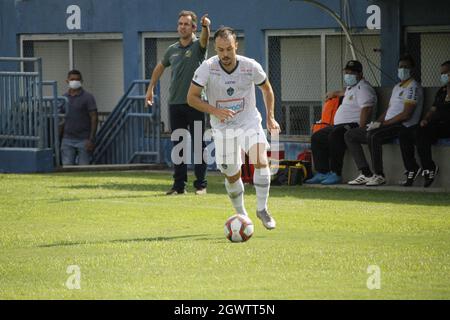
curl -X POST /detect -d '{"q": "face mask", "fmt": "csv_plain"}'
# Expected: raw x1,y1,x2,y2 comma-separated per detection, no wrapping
398,68,411,81
344,74,358,87
440,73,449,86
68,80,82,89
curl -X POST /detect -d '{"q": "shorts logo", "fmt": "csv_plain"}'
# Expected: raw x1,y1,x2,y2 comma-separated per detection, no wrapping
227,87,235,96
221,164,228,170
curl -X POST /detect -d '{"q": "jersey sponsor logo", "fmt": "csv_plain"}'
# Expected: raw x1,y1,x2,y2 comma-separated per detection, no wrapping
216,98,245,114
225,81,236,84
227,87,235,96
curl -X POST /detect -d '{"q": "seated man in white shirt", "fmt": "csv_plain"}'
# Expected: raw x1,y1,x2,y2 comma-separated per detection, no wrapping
344,54,423,186
305,60,377,185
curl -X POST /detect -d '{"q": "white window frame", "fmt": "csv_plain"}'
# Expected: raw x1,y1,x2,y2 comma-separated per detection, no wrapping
140,31,246,79
264,29,380,100
20,33,123,72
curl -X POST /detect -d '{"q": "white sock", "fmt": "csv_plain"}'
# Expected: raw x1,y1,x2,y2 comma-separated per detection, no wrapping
253,166,271,211
224,178,247,216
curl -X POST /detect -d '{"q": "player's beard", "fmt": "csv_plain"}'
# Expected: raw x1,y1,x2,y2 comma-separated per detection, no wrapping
220,57,232,66
180,32,192,41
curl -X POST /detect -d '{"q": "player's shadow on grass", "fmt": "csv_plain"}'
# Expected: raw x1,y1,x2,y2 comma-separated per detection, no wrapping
38,234,212,248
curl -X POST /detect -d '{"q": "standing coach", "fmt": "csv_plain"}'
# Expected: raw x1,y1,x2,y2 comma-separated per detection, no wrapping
146,10,210,195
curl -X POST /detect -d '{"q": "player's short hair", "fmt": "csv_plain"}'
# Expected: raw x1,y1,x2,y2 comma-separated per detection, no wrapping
67,69,82,80
399,53,415,68
441,60,450,68
178,10,197,27
214,27,237,42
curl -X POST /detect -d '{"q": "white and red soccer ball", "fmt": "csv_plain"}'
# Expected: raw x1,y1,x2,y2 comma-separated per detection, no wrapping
224,214,254,242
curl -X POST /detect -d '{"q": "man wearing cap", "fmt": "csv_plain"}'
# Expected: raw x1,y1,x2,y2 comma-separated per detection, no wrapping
305,60,377,185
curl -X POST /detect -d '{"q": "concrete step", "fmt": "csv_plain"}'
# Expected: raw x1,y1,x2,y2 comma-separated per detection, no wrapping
303,183,449,193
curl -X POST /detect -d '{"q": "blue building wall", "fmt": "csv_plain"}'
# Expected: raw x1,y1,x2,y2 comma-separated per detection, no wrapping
2,0,450,87
3,0,368,82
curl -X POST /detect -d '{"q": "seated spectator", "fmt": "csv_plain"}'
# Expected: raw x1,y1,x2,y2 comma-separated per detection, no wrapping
59,70,98,165
305,60,377,185
344,54,423,186
414,60,450,187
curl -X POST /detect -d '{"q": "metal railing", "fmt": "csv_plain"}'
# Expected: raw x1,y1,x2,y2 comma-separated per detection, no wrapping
42,81,68,166
92,80,161,164
0,57,66,166
0,57,43,148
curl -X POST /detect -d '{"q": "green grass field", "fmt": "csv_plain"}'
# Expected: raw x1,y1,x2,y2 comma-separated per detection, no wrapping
0,171,449,299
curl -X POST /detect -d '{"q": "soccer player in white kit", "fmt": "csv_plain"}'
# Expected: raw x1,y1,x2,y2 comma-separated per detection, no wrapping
187,27,280,229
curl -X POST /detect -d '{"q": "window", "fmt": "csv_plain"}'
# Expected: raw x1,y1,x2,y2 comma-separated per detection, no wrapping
21,34,124,114
267,30,381,137
142,33,245,133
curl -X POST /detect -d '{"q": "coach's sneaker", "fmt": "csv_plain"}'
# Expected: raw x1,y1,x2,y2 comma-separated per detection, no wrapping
348,174,372,185
366,174,386,186
423,166,439,188
401,168,422,187
256,209,276,230
321,172,342,185
305,172,329,184
195,188,207,195
166,188,187,195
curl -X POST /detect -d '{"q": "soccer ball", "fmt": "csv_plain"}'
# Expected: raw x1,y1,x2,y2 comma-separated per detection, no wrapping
224,214,254,242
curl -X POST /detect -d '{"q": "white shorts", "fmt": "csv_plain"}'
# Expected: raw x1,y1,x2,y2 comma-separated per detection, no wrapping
213,125,269,174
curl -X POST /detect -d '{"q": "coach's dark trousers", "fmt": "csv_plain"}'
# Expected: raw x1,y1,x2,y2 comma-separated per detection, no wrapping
345,124,419,175
416,120,450,170
169,104,207,191
311,123,358,175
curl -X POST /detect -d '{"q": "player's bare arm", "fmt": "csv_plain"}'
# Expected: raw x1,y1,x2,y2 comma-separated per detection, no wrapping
258,80,280,134
146,62,166,106
187,83,235,121
359,106,373,128
199,14,211,49
326,89,345,100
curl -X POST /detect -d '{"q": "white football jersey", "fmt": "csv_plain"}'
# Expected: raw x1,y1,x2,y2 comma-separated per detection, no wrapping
385,79,423,127
192,55,267,135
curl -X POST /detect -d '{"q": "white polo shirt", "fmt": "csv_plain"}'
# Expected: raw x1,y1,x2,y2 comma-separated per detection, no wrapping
385,78,423,127
192,55,267,135
333,79,377,125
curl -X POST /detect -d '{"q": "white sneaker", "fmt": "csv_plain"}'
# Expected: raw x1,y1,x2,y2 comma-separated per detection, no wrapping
366,174,386,186
256,209,276,230
348,174,372,185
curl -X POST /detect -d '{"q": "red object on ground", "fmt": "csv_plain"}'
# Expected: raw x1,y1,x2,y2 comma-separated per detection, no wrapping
241,150,286,184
